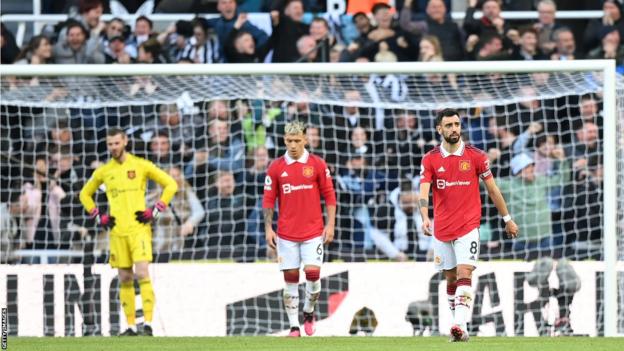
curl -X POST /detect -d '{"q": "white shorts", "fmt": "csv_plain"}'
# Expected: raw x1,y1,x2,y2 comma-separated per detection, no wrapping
277,236,324,271
433,227,480,271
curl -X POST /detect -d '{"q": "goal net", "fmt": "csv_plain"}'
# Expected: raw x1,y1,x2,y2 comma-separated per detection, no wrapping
0,61,622,337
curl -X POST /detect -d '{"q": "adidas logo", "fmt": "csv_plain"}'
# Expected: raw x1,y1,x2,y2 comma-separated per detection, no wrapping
281,171,289,177
438,166,446,172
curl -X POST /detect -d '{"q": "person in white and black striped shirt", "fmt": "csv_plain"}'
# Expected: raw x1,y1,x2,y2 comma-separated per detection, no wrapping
180,17,221,64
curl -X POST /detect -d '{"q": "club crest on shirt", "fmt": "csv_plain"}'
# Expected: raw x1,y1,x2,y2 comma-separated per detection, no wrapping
459,160,471,172
127,170,136,179
302,166,314,178
434,256,442,265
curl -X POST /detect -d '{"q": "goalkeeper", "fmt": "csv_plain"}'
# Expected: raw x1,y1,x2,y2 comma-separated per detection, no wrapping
79,128,177,336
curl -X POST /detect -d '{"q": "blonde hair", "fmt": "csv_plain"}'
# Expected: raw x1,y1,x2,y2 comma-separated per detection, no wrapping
284,120,306,135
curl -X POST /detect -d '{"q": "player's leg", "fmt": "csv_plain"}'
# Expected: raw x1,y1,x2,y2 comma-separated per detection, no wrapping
278,237,302,337
450,228,480,341
300,237,323,336
111,235,138,336
131,231,155,336
432,236,457,315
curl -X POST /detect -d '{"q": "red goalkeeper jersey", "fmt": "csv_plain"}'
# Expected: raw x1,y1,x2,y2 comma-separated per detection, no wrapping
420,140,493,242
262,150,337,242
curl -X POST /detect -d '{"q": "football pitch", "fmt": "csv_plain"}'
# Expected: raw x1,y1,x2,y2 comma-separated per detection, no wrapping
6,336,623,351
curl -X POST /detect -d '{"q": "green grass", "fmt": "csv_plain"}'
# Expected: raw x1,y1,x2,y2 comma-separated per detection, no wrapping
6,337,623,351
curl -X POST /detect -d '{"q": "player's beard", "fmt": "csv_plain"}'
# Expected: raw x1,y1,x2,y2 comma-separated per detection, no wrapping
111,149,125,161
443,133,461,144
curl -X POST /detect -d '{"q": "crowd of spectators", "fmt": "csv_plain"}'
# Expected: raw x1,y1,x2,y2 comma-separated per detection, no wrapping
0,0,614,264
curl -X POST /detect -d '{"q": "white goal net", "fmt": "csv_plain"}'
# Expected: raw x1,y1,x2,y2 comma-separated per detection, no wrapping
0,62,622,337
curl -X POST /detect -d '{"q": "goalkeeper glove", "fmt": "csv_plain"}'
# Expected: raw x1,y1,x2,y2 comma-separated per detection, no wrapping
135,201,167,224
89,208,116,229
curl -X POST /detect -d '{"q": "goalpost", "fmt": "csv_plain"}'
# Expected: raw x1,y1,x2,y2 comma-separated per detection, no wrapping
0,60,621,337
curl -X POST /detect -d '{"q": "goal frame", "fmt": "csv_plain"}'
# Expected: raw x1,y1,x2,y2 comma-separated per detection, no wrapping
0,60,618,336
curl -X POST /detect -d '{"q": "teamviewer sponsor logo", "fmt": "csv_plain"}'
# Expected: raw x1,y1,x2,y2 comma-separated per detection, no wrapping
282,183,313,194
437,180,471,189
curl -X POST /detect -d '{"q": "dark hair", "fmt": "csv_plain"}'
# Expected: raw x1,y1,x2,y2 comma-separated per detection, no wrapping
79,0,103,14
66,21,89,40
14,35,51,62
372,2,391,14
352,12,368,23
311,17,329,29
175,20,194,37
436,108,460,126
136,15,153,30
106,128,126,137
519,26,538,37
139,38,161,58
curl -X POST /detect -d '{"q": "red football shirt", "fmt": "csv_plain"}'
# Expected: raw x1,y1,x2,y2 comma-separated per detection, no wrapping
420,141,493,242
262,150,337,242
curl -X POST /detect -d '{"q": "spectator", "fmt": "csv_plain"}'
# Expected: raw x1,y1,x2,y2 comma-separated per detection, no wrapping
565,122,601,176
100,17,129,58
15,155,66,257
587,26,624,65
126,15,155,59
151,166,205,254
306,125,336,167
54,22,105,64
1,23,20,64
486,115,518,177
105,35,134,63
207,0,269,62
336,154,388,251
464,0,515,49
201,119,245,174
137,38,166,64
14,35,54,65
225,14,272,63
471,33,509,60
583,0,624,53
417,35,458,89
206,170,246,259
341,12,373,62
534,0,562,56
324,90,374,154
157,20,194,63
571,94,603,135
269,0,309,62
182,17,221,64
296,35,319,62
58,0,105,45
384,178,431,261
511,27,547,60
384,110,433,178
243,146,270,248
562,154,603,259
400,0,464,61
309,17,335,62
551,27,582,60
497,152,570,260
362,2,415,61
149,130,182,167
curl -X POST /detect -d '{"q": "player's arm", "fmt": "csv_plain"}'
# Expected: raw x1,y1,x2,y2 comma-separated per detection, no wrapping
483,177,519,238
262,165,278,250
418,182,432,236
136,161,179,223
79,169,115,228
418,156,433,236
319,162,337,245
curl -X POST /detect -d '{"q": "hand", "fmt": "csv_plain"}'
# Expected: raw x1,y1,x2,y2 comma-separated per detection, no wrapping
506,29,519,45
265,227,277,250
422,217,433,236
468,0,478,8
573,158,588,170
180,222,194,237
488,147,501,162
603,13,614,26
466,34,480,51
505,219,519,238
135,201,167,224
270,10,280,25
89,208,116,229
550,147,565,160
235,13,248,29
323,225,335,245
492,17,505,32
404,0,413,7
527,122,543,135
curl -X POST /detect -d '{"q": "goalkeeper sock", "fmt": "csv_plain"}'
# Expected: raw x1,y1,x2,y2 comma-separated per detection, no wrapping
447,281,457,313
283,283,300,328
120,281,136,327
454,278,473,331
303,268,321,313
139,278,155,324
